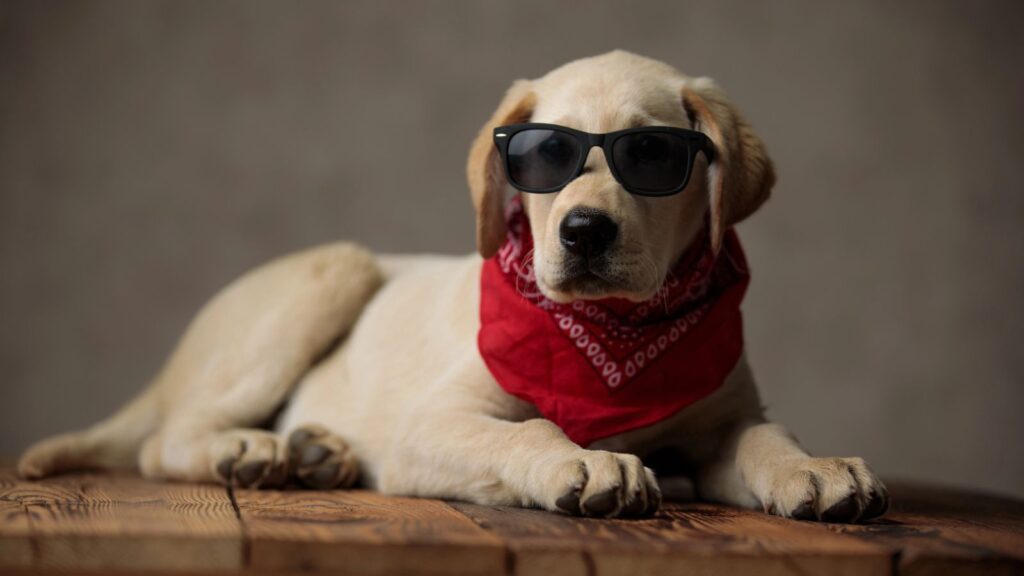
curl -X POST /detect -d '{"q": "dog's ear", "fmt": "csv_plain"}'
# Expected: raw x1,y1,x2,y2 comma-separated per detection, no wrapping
467,80,536,258
682,78,775,253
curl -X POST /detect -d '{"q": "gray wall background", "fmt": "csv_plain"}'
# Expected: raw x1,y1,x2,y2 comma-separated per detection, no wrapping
1,1,1022,497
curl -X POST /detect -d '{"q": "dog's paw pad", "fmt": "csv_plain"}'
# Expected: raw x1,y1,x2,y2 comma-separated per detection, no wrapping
299,444,331,467
304,462,343,489
287,427,318,452
287,425,359,489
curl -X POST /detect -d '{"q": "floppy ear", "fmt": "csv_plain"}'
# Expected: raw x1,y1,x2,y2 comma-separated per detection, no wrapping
466,80,536,258
682,78,775,253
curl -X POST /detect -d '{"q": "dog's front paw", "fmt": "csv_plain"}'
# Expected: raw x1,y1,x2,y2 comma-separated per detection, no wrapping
538,450,661,518
210,430,289,489
763,457,888,523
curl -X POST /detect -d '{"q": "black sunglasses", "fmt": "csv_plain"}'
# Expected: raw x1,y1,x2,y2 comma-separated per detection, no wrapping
493,123,715,196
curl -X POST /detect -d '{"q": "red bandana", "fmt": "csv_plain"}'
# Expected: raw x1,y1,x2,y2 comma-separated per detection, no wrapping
478,199,750,447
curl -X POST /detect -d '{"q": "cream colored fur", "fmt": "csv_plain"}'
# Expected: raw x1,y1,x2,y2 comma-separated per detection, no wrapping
19,51,886,522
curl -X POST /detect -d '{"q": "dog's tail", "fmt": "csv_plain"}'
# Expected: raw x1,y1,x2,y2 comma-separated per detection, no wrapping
17,384,163,479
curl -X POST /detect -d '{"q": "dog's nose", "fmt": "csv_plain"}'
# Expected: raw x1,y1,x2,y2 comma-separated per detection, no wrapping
559,208,618,258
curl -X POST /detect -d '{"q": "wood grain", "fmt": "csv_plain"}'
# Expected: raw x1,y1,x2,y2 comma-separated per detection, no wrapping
0,499,33,568
2,470,1023,576
451,498,895,576
233,487,506,575
1,470,39,568
832,481,1024,576
0,470,242,571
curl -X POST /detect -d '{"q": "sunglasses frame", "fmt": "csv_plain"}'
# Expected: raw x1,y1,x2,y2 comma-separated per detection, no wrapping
493,123,716,196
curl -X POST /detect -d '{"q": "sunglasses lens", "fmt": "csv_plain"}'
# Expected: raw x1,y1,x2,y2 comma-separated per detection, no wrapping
507,129,581,191
611,132,691,194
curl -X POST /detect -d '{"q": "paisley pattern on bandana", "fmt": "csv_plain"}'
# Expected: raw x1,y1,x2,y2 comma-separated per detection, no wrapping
493,199,743,391
478,198,751,446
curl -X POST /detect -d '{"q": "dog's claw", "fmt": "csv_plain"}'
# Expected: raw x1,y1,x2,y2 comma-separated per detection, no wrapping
215,458,234,483
791,501,817,521
209,433,286,489
763,457,887,524
822,494,859,523
556,490,582,515
863,489,889,520
546,453,659,518
235,460,268,486
621,490,646,516
583,486,620,517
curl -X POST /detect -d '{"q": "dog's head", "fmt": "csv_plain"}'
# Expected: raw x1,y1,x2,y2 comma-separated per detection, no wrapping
467,51,774,303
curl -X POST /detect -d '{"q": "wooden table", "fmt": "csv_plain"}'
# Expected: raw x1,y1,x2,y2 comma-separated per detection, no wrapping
1,470,1022,576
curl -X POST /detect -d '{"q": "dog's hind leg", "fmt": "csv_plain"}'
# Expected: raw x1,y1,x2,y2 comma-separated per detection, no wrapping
19,242,383,485
137,242,382,486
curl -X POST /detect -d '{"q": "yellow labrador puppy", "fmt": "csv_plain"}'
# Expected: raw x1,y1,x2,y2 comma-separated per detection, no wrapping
19,51,887,522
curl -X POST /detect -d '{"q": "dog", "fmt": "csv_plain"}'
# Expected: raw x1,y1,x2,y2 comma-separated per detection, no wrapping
18,51,887,522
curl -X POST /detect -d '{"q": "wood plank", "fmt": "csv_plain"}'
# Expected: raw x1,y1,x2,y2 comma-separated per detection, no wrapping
0,470,242,572
3,468,1023,576
0,470,37,568
0,498,34,567
832,481,1024,576
0,501,33,567
451,498,895,576
234,487,507,575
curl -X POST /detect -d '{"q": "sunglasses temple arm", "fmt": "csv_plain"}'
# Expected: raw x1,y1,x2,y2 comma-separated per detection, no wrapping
701,138,717,164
